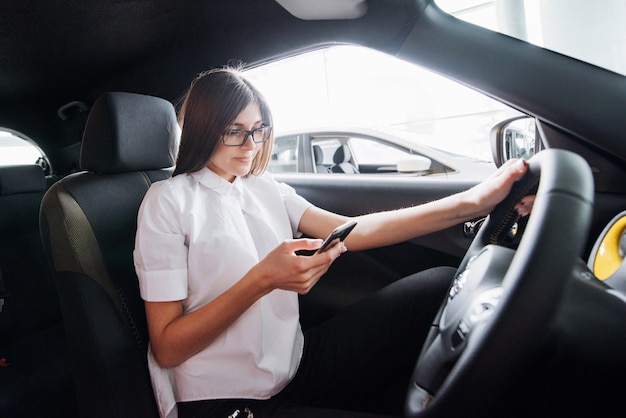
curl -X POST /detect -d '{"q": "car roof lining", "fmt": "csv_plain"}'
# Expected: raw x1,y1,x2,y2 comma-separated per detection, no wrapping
0,0,424,151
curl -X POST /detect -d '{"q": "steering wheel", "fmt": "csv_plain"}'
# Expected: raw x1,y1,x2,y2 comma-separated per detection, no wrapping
405,149,594,417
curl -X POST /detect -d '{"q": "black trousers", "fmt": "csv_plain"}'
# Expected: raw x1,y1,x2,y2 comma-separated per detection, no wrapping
178,266,455,418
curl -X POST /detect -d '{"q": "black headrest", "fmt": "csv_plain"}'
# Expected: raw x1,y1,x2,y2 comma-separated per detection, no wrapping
333,144,352,164
0,165,46,196
80,92,179,174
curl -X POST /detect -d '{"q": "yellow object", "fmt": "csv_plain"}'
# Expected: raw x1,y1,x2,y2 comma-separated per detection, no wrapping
593,216,626,280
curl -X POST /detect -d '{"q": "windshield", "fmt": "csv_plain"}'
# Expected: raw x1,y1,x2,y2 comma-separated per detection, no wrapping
436,0,626,76
244,0,625,167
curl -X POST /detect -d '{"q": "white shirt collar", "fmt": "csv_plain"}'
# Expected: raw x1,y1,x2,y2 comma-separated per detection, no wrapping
190,166,244,198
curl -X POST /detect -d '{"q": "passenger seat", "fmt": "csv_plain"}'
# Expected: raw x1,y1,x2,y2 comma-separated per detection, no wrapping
313,145,330,173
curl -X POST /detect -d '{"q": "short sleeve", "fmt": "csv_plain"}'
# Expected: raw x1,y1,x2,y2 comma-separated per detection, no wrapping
277,180,313,237
134,181,189,302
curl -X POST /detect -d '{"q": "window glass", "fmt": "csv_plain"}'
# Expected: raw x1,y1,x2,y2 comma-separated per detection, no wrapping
349,137,410,165
311,138,341,166
268,135,298,173
0,130,47,169
245,45,522,166
436,0,626,76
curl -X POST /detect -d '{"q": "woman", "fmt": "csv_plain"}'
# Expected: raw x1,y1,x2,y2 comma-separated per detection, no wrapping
134,67,532,418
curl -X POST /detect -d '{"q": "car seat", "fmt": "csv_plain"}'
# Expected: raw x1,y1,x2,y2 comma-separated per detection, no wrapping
0,165,58,341
0,164,74,417
39,92,179,418
313,145,330,173
331,144,359,173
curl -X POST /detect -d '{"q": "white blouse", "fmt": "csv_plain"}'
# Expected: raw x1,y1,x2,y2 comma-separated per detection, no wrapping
133,168,312,418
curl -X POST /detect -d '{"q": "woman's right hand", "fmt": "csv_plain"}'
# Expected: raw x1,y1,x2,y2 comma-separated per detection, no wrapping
146,239,345,368
251,238,346,295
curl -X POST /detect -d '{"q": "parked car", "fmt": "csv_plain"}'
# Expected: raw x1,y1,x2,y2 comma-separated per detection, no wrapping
1,1,626,418
271,126,499,181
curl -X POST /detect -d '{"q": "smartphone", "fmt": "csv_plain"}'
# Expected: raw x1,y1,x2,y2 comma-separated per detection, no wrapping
297,220,357,256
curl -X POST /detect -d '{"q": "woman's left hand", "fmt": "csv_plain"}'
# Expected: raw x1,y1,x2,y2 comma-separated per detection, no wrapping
467,158,530,217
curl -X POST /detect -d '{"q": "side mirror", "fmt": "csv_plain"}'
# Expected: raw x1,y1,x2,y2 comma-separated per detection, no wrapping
490,116,540,167
397,155,432,173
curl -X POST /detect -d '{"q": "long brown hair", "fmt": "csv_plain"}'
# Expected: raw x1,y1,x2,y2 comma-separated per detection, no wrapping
173,67,274,177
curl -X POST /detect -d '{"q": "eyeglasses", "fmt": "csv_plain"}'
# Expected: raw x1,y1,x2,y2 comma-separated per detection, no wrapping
222,125,272,146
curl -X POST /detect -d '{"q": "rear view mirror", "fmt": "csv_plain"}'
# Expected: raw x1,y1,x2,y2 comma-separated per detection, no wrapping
490,116,540,167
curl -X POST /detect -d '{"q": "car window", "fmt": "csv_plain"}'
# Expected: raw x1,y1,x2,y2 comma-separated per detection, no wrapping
349,137,411,165
245,44,524,177
311,138,342,166
0,129,48,171
269,135,299,173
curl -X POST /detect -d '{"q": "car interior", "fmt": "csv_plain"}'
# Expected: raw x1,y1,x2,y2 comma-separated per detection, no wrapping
312,145,331,173
1,1,626,417
37,91,179,418
0,164,73,416
331,144,360,174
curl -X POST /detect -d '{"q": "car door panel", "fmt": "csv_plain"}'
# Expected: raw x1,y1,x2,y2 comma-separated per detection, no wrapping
275,173,479,328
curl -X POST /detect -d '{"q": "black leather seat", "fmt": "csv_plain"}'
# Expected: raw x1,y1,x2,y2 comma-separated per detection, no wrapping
331,144,359,173
40,92,179,418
